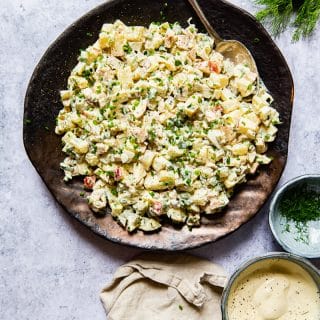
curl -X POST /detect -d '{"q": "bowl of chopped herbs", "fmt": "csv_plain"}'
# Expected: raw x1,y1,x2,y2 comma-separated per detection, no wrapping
270,175,320,258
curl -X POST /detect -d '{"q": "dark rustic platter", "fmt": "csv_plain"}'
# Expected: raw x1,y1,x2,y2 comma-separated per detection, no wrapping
23,0,294,250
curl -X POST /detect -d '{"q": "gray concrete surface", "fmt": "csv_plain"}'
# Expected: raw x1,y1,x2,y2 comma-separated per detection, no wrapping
0,0,319,319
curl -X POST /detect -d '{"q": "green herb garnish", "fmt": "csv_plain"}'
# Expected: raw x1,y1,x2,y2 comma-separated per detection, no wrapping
255,0,320,41
123,42,132,54
279,185,320,243
111,188,118,196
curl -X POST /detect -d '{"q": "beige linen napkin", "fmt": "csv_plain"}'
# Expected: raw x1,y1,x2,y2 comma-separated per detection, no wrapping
100,253,227,320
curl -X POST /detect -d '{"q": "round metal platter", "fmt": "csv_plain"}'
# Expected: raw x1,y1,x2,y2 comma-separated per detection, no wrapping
23,0,294,250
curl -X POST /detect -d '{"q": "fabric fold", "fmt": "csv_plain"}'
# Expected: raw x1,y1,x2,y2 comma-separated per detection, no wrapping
100,253,227,320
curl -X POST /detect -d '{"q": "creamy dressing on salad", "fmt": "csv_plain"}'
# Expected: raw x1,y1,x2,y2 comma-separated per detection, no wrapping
227,259,320,320
55,20,280,232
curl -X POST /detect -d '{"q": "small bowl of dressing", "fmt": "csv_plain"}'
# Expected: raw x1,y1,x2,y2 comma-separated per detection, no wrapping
269,174,320,258
221,252,320,320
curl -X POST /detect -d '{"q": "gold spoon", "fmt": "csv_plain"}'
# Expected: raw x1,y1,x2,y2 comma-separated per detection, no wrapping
187,0,259,76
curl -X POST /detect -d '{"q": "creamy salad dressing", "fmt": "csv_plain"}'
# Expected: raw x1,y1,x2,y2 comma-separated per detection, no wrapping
55,20,280,233
227,259,320,320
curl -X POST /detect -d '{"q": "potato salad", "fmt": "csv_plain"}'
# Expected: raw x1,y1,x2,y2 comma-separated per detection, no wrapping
55,20,280,232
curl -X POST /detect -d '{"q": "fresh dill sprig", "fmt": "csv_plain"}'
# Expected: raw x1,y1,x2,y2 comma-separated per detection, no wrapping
292,0,320,41
255,0,320,41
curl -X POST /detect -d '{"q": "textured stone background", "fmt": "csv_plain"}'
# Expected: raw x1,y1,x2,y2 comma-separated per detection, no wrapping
0,0,319,319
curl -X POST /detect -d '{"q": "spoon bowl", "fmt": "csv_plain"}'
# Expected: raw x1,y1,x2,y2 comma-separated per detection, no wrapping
188,0,259,76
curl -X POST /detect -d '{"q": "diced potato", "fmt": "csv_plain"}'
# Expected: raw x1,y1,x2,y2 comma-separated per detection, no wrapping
129,41,143,52
60,90,72,100
140,150,156,170
132,163,147,183
176,35,191,50
133,200,149,214
228,157,241,167
111,34,126,57
144,175,167,190
191,188,208,206
117,66,133,88
109,201,123,217
234,78,253,96
265,124,278,138
121,149,136,163
125,26,145,41
152,156,169,171
167,208,187,223
232,143,249,156
88,189,107,213
207,129,223,148
139,217,161,232
217,167,229,179
68,76,88,89
86,45,102,63
221,88,235,101
224,173,244,189
248,152,256,163
238,117,258,137
118,211,141,232
252,95,268,109
244,112,261,125
184,104,199,117
98,31,113,49
221,99,240,113
133,99,147,118
186,213,201,226
62,132,89,154
249,162,259,174
85,153,99,166
255,138,267,153
167,146,184,159
204,194,229,214
198,147,209,163
256,154,272,164
259,106,272,121
158,170,175,184
96,143,109,155
72,62,86,76
208,73,229,89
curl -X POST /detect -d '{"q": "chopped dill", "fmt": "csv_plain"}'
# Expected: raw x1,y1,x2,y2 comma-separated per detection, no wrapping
279,184,320,243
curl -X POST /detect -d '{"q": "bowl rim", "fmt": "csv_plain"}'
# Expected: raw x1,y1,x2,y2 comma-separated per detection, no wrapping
269,174,320,258
221,251,320,319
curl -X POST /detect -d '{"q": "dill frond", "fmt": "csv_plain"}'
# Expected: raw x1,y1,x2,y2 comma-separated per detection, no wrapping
255,0,320,41
256,0,294,35
292,0,320,41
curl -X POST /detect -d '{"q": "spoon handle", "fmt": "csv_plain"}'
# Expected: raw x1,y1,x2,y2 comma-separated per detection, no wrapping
187,0,222,43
